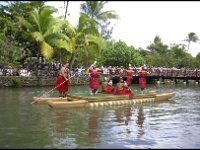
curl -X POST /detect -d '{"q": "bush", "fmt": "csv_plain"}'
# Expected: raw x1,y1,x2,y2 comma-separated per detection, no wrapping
9,77,23,88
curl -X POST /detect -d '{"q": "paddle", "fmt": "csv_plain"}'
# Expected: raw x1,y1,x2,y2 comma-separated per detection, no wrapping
44,80,66,96
31,74,75,104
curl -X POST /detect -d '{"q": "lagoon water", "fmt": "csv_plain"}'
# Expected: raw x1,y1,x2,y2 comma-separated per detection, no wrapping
0,84,200,148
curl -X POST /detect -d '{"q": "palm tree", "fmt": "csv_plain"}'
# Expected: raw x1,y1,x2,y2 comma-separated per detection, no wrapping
16,6,70,60
80,1,119,40
62,13,105,70
147,35,168,55
184,32,199,53
63,1,69,20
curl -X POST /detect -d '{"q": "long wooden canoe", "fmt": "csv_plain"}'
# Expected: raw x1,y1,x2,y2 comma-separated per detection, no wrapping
31,92,156,105
155,92,176,101
31,97,68,104
48,99,88,108
46,92,176,108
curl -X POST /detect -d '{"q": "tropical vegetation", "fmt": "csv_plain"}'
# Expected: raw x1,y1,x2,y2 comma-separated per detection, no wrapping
0,1,200,72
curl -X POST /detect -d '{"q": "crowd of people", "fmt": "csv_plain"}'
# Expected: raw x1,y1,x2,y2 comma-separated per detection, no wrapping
1,63,200,78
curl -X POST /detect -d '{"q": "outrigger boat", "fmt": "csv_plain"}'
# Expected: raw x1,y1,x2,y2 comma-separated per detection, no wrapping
31,91,176,108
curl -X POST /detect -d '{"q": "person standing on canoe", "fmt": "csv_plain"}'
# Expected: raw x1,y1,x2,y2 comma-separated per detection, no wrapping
88,63,100,96
54,62,70,97
126,65,134,87
138,66,149,94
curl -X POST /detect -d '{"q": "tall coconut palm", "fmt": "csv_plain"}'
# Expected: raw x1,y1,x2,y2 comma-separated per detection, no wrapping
184,32,199,53
80,1,119,40
16,6,70,60
63,1,69,20
62,13,105,70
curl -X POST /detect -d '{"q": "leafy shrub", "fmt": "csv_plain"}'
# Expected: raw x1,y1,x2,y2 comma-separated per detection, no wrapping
9,77,23,88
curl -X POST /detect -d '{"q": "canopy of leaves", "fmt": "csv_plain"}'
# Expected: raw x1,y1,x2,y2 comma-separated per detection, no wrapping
80,1,119,40
0,34,25,67
147,35,168,55
100,40,144,67
16,6,71,60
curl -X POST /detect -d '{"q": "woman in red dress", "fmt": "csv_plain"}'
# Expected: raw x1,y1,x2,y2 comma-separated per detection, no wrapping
54,62,70,97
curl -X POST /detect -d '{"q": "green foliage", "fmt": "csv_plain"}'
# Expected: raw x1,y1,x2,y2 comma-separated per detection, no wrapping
0,2,200,69
16,6,70,60
9,77,23,88
193,52,200,68
0,34,25,66
100,40,144,67
0,1,45,64
147,35,168,55
67,13,104,69
184,32,199,52
80,1,119,40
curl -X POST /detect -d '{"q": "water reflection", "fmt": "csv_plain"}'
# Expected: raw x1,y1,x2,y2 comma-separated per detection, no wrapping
55,111,68,133
114,108,124,123
88,116,98,139
124,107,132,126
0,84,200,148
136,107,145,138
112,105,146,139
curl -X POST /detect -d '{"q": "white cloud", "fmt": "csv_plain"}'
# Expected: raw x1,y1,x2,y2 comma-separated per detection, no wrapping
46,1,200,57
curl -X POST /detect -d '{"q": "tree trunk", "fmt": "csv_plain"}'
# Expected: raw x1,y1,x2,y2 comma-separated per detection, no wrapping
64,1,69,20
85,49,89,67
187,41,190,53
69,50,76,71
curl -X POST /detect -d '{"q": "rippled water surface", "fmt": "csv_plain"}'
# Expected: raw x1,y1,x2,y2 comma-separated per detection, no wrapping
0,84,200,148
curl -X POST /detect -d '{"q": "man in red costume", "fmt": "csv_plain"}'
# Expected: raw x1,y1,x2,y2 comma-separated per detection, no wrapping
126,66,134,87
100,77,115,94
54,62,70,97
138,66,149,94
88,64,100,96
114,77,134,98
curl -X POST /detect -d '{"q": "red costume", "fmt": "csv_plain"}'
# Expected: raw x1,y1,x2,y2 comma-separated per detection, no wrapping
139,71,147,90
54,75,68,93
126,70,133,86
114,79,134,98
100,85,115,94
114,87,134,98
89,69,100,90
123,87,134,98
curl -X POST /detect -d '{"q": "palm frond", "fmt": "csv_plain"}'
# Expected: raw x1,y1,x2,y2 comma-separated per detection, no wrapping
49,39,72,53
78,13,99,35
30,10,41,32
86,35,105,49
32,32,44,42
61,20,76,35
40,41,54,60
15,15,34,31
39,8,56,33
96,10,119,20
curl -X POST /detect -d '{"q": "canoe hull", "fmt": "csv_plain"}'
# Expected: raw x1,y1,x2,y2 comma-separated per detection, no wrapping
31,97,68,104
155,92,176,101
31,91,176,108
48,100,88,108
